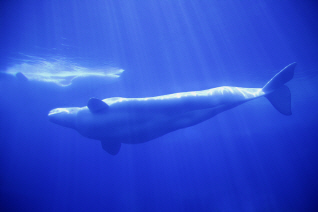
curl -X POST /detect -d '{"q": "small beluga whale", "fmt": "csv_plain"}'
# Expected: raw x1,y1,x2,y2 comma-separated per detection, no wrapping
49,63,296,155
2,57,124,87
0,56,124,106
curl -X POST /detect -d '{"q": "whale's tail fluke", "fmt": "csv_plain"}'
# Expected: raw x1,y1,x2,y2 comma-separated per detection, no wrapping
262,62,296,93
262,63,296,116
265,85,292,115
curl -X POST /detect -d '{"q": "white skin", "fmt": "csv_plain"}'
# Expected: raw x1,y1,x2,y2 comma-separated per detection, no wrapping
49,86,264,144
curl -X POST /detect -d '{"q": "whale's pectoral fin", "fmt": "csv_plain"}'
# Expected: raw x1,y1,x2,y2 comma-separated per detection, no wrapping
88,97,109,113
101,140,121,155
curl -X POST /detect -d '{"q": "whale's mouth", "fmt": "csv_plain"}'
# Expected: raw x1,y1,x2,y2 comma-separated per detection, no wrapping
48,108,66,125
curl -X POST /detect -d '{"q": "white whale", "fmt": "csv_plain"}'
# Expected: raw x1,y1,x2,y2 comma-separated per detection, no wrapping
0,60,124,107
3,57,124,87
49,63,296,155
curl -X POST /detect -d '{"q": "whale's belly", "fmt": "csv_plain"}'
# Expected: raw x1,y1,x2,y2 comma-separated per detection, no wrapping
75,109,175,143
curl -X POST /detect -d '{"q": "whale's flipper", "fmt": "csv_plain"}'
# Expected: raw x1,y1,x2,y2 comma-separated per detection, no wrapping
101,140,121,155
262,62,296,93
266,85,291,115
16,72,28,82
262,63,296,116
88,97,109,113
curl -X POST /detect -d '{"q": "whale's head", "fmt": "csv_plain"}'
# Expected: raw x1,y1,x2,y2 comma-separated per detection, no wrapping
48,107,79,129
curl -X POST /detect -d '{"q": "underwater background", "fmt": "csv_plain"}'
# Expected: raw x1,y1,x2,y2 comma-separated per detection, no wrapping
0,0,318,211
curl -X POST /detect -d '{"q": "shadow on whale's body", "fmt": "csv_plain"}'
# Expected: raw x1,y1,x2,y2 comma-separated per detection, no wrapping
48,63,296,155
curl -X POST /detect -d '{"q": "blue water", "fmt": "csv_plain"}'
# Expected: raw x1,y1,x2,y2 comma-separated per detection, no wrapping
1,1,318,211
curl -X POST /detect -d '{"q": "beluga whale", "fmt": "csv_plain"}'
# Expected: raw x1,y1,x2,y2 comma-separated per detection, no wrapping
49,63,296,155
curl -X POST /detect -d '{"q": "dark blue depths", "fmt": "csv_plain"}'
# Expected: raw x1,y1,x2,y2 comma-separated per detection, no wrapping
0,0,318,211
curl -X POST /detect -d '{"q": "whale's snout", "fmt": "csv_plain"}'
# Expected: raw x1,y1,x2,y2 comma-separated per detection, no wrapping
49,108,67,123
49,108,67,116
48,107,78,129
